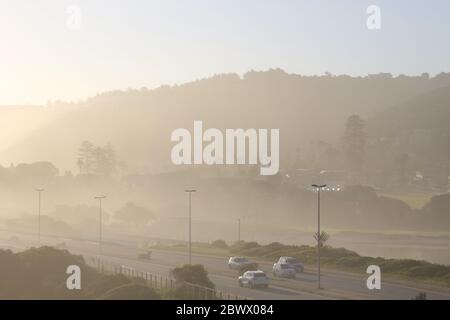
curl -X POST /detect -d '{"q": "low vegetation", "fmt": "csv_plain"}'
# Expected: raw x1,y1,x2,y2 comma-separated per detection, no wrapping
171,264,215,289
167,264,215,299
211,239,229,249
0,246,97,299
379,192,433,210
0,247,214,299
0,246,165,299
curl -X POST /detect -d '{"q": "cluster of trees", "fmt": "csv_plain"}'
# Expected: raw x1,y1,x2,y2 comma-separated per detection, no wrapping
0,141,122,184
77,141,118,176
0,141,126,178
0,161,59,183
313,185,450,231
291,114,366,173
296,111,444,190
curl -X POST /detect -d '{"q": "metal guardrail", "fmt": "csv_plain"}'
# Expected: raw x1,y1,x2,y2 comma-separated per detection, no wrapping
87,256,249,300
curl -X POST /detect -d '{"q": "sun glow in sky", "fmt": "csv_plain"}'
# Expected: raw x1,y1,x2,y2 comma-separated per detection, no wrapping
1,0,449,105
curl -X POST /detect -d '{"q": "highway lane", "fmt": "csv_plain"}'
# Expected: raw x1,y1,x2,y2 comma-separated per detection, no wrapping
1,229,450,300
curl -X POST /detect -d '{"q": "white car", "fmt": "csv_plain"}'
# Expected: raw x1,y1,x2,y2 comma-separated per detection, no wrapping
228,256,254,270
238,270,269,289
277,257,304,273
272,263,296,278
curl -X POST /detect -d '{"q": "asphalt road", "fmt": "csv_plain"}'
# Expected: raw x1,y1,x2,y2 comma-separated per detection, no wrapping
1,230,450,300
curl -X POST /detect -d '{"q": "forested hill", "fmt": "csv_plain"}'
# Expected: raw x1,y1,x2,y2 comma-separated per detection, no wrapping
2,69,450,173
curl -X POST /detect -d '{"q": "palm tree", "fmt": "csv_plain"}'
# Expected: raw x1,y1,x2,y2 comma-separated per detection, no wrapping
313,231,330,248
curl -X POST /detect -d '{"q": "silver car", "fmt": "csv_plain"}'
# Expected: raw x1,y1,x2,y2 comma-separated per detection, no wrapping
238,270,269,289
277,256,304,273
273,263,296,278
228,256,253,270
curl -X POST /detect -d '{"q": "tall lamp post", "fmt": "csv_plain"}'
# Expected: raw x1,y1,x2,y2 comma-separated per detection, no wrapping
185,189,196,265
312,183,326,289
35,188,45,244
94,196,106,254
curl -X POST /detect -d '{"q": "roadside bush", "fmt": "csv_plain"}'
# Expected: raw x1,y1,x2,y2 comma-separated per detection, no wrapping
171,264,214,289
211,240,228,249
170,264,215,299
230,241,260,253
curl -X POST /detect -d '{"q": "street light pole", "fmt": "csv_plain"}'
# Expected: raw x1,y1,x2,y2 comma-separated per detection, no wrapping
35,188,44,244
312,183,326,289
185,189,196,265
94,196,106,254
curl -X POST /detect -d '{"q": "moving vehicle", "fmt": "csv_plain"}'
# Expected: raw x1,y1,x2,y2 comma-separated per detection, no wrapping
272,263,296,278
228,256,256,270
238,270,269,289
276,257,304,273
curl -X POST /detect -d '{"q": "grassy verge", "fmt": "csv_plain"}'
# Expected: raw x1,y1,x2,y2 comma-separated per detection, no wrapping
379,192,433,209
151,240,450,288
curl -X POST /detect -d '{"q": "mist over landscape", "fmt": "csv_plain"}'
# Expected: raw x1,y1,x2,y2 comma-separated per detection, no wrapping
1,70,450,264
1,0,450,302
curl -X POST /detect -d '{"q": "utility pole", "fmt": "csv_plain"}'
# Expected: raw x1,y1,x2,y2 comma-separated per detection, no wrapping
312,184,326,289
94,196,106,254
35,188,44,244
185,189,196,265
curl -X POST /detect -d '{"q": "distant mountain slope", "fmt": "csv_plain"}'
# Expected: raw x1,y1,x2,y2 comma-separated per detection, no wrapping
367,86,450,165
368,86,450,135
0,105,69,153
2,70,450,172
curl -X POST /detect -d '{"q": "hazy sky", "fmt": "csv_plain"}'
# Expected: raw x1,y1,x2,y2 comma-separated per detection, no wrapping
1,0,449,105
